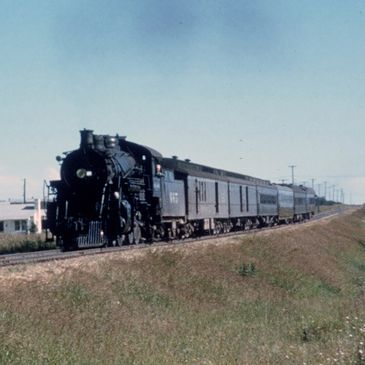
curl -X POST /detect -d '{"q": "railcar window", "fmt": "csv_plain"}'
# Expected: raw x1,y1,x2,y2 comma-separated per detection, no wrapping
295,198,305,205
0,221,3,232
202,166,214,174
280,193,294,205
260,194,277,205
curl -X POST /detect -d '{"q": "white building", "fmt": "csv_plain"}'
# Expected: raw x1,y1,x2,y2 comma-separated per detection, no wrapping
0,200,44,234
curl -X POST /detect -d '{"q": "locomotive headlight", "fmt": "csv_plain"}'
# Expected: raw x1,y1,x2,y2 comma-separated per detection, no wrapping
76,169,93,179
76,168,87,179
114,191,120,199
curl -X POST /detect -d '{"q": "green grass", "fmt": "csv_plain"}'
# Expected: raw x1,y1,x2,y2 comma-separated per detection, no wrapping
0,233,56,254
0,208,365,364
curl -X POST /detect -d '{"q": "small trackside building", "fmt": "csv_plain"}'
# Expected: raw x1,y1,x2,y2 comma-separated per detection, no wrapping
0,200,44,234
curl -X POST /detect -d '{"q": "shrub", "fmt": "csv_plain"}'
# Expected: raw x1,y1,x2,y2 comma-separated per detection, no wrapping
237,262,256,277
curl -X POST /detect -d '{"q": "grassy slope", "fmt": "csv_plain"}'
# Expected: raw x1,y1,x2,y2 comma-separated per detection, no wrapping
0,209,365,365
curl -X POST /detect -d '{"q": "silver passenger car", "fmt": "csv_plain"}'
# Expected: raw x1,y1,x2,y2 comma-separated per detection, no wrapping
160,157,315,234
277,185,294,221
257,185,279,217
304,187,316,216
229,181,258,218
292,185,311,219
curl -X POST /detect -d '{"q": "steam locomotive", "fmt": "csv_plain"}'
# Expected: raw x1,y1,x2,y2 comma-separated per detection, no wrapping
46,129,316,250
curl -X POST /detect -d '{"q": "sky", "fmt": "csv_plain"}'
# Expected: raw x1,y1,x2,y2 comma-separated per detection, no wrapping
0,0,364,204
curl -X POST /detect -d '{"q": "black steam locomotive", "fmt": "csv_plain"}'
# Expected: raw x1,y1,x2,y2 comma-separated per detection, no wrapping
46,129,316,250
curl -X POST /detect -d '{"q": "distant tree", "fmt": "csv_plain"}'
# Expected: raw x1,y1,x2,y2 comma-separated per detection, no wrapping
29,222,37,234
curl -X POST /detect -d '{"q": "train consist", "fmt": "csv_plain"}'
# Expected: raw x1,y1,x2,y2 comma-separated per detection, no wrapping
46,130,316,250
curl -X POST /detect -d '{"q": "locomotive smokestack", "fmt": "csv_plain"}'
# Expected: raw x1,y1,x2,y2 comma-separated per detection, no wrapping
80,129,94,150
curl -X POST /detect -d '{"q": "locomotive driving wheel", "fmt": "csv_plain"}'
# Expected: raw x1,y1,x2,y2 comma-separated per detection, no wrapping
116,235,126,247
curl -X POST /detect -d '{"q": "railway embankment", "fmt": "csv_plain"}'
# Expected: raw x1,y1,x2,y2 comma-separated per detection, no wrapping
0,207,364,364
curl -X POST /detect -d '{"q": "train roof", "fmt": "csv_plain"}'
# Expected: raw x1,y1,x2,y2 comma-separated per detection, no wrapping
280,184,316,195
142,145,163,159
123,140,163,160
162,157,271,186
304,187,316,195
276,185,294,193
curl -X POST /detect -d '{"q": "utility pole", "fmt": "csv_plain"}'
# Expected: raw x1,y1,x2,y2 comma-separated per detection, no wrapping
329,185,333,201
288,165,296,185
23,178,26,204
328,185,333,201
323,181,327,200
316,183,321,197
311,178,315,189
331,185,336,201
316,183,322,211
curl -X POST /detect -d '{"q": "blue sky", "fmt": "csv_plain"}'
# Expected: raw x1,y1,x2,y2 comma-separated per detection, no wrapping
0,0,364,203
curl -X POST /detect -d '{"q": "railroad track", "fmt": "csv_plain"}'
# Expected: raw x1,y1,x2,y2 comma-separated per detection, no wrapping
0,206,347,268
